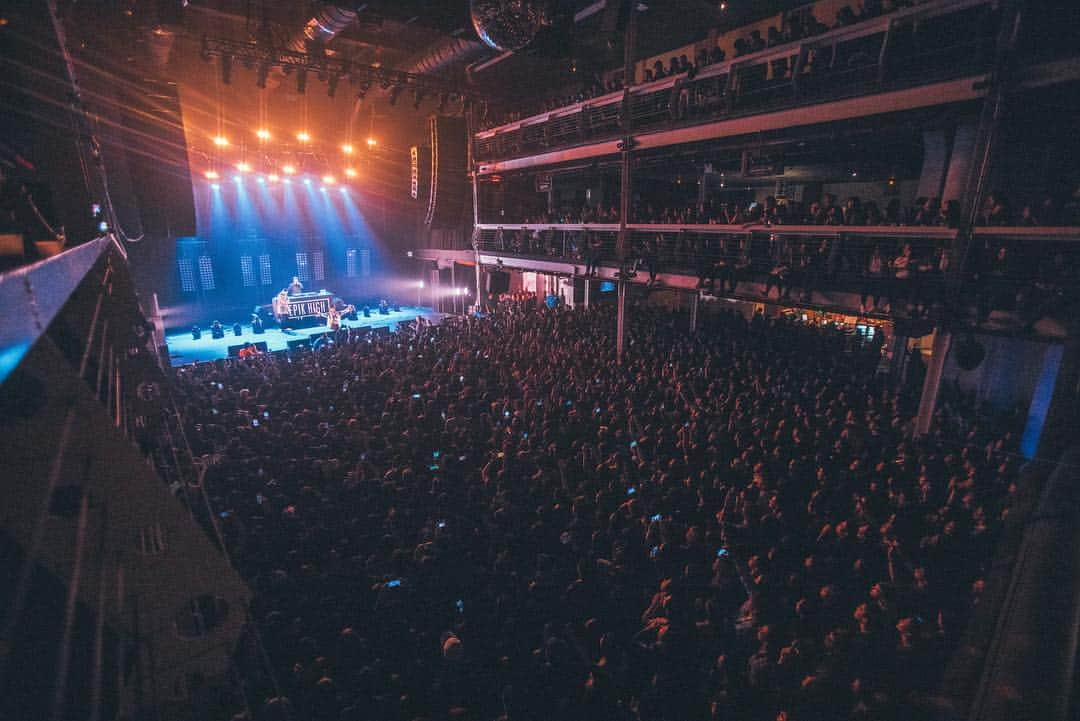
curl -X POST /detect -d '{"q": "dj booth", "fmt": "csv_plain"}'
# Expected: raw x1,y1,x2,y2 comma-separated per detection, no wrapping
276,291,334,325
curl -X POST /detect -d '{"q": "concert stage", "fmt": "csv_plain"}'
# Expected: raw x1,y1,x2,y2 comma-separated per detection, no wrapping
163,305,442,366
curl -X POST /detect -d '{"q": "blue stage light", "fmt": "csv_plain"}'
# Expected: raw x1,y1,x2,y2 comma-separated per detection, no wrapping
211,183,220,190
340,186,348,194
320,186,327,192
256,176,266,184
283,177,292,184
233,175,241,182
303,177,312,185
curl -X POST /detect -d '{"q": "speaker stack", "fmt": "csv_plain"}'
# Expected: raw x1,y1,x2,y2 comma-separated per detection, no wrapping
425,116,468,228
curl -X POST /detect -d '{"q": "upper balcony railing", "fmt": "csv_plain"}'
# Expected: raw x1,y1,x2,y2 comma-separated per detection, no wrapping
474,0,999,164
469,222,1080,332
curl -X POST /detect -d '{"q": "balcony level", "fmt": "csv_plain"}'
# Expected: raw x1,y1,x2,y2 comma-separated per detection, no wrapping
472,0,1079,175
418,224,1080,340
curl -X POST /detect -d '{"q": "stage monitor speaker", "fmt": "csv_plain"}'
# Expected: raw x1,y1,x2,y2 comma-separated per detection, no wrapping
425,115,467,228
287,338,312,350
227,341,269,357
487,270,510,295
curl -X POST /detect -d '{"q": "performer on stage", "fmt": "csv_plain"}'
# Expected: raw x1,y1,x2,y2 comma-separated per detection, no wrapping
319,303,355,332
287,276,304,296
273,289,290,324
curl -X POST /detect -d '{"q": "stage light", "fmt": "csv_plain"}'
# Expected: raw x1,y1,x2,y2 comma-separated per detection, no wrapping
256,176,266,184
296,131,311,143
283,178,292,185
341,143,354,154
322,174,336,185
418,280,425,288
233,175,242,182
344,167,358,178
220,54,232,85
256,62,270,89
204,170,219,180
282,164,297,175
303,177,312,185
212,135,229,147
255,128,271,140
98,220,109,232
236,161,252,173
320,186,327,192
268,173,280,182
339,186,348,194
211,183,220,190
366,137,377,148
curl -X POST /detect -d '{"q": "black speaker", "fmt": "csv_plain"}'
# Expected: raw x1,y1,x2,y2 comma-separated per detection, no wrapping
425,115,468,228
487,270,510,295
955,335,986,371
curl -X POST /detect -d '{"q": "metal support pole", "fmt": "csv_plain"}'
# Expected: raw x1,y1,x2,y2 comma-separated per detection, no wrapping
616,279,627,361
615,0,637,365
689,292,699,333
467,101,484,311
583,277,590,309
914,329,952,436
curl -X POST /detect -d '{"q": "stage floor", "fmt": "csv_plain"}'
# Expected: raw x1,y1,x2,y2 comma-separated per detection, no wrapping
163,306,441,366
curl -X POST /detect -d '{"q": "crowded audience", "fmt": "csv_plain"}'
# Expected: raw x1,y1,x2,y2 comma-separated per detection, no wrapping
174,303,1023,721
478,0,930,132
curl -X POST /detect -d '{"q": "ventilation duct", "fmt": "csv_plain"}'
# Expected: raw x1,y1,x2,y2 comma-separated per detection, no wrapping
285,5,361,54
402,36,490,76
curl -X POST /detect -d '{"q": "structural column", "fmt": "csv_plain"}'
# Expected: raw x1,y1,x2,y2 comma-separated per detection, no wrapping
615,0,638,365
914,329,952,436
689,292,699,332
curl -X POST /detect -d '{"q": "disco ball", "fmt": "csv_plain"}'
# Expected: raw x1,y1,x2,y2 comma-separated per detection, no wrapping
470,0,549,52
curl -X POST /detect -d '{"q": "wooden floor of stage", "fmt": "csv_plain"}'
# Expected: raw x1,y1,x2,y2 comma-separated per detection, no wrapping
162,306,442,366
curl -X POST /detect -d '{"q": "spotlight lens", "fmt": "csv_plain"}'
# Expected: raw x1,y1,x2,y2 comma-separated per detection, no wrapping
233,175,241,182
296,131,311,142
282,164,296,175
255,128,271,140
257,176,266,184
268,173,280,182
344,167,358,178
341,144,354,154
236,162,251,172
366,137,377,147
303,177,311,185
322,175,335,185
211,183,220,190
204,170,219,180
212,135,229,146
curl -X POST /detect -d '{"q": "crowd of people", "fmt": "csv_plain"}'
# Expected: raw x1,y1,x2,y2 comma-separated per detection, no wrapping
173,303,1022,721
478,0,929,132
492,189,1080,229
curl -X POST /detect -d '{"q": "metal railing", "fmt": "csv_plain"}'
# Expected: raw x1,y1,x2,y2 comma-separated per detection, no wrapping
474,0,999,163
472,223,1080,323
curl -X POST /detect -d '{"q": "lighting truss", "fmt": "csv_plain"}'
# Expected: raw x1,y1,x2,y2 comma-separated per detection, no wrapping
200,36,481,103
